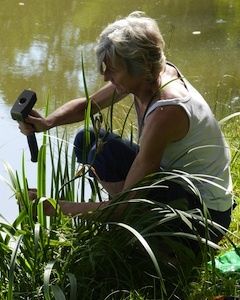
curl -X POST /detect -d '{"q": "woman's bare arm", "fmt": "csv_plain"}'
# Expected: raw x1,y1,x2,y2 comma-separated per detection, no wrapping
45,82,125,128
19,82,127,135
123,105,189,191
44,200,109,217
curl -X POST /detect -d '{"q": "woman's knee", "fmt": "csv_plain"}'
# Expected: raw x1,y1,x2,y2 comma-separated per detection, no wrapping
74,129,138,181
88,138,137,181
73,128,96,163
74,128,112,163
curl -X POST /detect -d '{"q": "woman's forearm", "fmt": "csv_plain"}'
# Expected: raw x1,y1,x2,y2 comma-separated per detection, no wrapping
46,82,125,129
44,200,109,216
46,98,87,128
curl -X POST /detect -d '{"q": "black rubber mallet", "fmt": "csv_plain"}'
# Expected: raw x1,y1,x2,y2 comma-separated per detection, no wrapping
11,90,39,162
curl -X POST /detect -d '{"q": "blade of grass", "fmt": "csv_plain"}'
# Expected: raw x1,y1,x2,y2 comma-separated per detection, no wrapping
81,54,93,202
8,235,23,300
219,112,240,125
51,285,66,300
120,102,134,138
37,144,47,228
66,272,78,300
107,222,166,295
43,260,56,300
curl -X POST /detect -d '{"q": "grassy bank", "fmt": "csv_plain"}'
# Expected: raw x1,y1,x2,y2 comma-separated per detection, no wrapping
0,82,239,298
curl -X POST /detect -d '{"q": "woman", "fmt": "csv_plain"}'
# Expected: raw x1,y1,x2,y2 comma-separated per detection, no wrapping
21,12,233,243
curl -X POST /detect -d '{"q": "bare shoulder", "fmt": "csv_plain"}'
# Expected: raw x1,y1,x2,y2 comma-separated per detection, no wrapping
144,104,189,142
160,64,189,100
138,104,189,163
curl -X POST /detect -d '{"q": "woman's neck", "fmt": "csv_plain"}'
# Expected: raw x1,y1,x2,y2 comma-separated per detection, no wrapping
134,75,162,106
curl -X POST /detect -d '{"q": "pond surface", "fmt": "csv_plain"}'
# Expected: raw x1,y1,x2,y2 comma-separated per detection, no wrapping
0,0,239,222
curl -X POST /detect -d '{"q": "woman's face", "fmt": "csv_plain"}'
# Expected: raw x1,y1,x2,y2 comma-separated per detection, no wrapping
102,56,143,94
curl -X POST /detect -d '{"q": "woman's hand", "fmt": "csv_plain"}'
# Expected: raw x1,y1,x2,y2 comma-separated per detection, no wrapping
23,189,56,216
18,110,51,135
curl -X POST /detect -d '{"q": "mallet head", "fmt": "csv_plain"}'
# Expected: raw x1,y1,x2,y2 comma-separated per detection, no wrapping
11,90,37,122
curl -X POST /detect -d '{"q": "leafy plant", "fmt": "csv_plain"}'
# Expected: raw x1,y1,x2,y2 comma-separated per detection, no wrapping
0,60,239,299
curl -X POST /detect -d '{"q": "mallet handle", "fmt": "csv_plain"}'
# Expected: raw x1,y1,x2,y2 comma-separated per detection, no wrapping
27,133,38,162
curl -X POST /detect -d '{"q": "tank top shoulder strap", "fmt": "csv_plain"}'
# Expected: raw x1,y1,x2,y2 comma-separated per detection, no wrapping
166,61,188,90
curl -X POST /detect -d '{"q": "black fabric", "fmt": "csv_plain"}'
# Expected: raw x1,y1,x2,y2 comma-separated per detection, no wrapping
74,128,139,181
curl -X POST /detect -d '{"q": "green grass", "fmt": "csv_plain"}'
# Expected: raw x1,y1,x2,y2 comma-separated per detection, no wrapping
0,61,239,299
187,115,240,299
0,115,238,299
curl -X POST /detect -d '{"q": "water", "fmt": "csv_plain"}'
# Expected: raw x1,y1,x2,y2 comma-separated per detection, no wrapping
0,0,239,222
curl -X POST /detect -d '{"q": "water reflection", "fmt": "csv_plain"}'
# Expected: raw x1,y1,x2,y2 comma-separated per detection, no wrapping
0,0,239,113
0,0,239,222
14,41,48,76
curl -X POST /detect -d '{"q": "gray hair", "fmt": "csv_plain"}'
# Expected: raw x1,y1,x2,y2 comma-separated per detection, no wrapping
95,11,166,82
